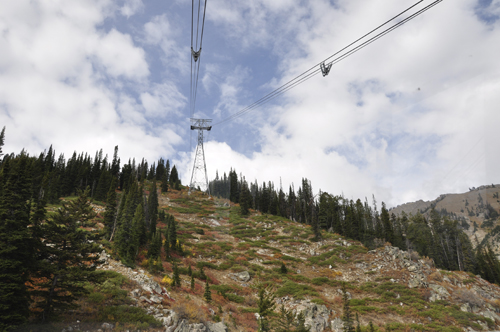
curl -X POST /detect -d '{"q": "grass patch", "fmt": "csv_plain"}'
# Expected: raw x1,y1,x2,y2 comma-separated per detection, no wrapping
275,281,319,299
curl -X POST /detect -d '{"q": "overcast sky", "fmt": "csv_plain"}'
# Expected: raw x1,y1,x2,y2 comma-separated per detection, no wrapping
1,0,499,207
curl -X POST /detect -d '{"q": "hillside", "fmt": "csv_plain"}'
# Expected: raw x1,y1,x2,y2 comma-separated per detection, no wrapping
390,185,500,252
31,187,500,332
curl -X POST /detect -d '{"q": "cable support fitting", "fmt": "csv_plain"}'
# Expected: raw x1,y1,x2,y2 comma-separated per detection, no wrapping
191,47,202,62
320,62,333,77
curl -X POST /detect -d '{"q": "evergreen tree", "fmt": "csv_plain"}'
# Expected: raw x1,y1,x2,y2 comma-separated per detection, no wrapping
341,282,354,332
34,188,101,322
172,263,181,287
190,274,195,290
0,155,34,330
188,265,192,276
368,321,375,332
229,169,239,203
161,170,169,193
257,286,276,332
199,267,207,281
276,305,294,332
355,313,361,332
380,202,394,245
169,165,180,190
280,262,288,274
148,230,162,260
103,178,117,237
204,279,212,302
148,179,159,236
0,126,5,157
295,312,310,332
168,214,178,251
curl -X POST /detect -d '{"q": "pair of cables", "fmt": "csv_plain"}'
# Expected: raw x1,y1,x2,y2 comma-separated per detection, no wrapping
212,0,444,127
190,0,208,118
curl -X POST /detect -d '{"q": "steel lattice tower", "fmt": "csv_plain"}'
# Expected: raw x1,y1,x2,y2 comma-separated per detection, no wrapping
189,118,212,195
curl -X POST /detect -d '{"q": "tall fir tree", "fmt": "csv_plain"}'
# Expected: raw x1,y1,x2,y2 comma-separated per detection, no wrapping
103,178,117,237
341,282,354,332
0,155,34,330
148,179,159,237
204,279,212,302
257,286,276,332
33,188,101,322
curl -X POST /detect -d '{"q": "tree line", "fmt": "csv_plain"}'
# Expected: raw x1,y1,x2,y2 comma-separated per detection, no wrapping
209,169,500,284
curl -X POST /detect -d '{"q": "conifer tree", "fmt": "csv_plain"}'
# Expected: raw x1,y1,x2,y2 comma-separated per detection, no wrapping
257,286,276,332
0,155,34,330
191,274,195,290
280,262,288,274
0,126,5,157
276,305,294,332
296,312,310,332
168,214,178,251
173,263,181,287
341,282,354,332
103,178,117,237
368,321,375,332
34,188,101,322
161,171,169,193
204,279,212,302
148,179,159,237
148,230,162,260
199,266,207,281
355,313,361,332
188,265,192,276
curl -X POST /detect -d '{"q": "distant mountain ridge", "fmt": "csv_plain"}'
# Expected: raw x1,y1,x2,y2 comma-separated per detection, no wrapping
390,184,500,251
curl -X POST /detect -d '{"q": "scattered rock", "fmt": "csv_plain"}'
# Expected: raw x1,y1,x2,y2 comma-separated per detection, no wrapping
230,271,251,282
331,318,344,332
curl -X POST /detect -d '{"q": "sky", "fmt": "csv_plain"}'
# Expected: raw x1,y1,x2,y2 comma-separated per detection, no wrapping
1,0,499,207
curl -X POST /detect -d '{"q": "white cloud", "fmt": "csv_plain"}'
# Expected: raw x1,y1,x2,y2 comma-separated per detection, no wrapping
120,0,144,18
140,82,186,118
143,14,189,75
0,0,185,164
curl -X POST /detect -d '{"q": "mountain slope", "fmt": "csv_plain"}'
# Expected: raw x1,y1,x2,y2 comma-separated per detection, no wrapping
87,188,500,332
390,184,500,251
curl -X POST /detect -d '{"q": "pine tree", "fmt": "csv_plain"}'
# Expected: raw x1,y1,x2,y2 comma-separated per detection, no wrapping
148,230,162,260
280,262,288,274
341,282,354,332
188,265,192,276
190,274,195,290
257,286,276,332
148,179,159,237
0,126,5,157
276,305,294,332
168,214,178,251
34,188,101,322
103,178,117,237
161,170,169,193
199,267,207,281
204,279,212,302
368,321,375,332
295,312,310,332
355,313,361,332
172,263,181,287
0,155,34,330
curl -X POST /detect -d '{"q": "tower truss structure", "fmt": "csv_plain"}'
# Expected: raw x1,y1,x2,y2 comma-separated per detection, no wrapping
189,118,212,195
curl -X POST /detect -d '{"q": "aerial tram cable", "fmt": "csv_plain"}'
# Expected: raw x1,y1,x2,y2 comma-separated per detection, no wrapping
190,0,208,117
212,0,443,127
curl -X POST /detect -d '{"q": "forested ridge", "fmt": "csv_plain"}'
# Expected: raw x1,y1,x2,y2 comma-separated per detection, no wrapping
2,125,500,331
210,170,500,283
